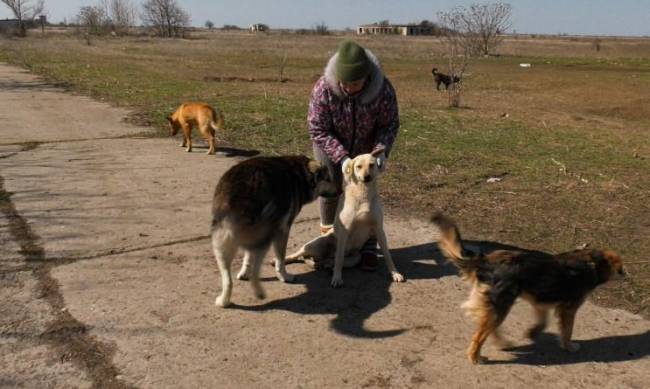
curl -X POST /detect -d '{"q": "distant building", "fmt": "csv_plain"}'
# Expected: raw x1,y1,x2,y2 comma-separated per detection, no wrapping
0,19,21,29
357,23,434,36
249,23,268,33
0,17,46,30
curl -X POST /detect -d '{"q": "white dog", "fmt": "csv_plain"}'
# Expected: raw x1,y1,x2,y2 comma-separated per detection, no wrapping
329,150,405,287
284,228,362,269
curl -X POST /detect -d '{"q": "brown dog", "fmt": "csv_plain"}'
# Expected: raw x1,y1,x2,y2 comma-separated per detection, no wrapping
432,213,625,364
167,102,225,155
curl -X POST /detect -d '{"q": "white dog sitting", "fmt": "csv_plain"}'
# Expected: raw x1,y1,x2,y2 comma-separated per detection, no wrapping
329,149,405,287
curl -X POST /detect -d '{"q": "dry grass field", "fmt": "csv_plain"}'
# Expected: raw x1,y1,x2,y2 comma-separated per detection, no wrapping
1,29,649,316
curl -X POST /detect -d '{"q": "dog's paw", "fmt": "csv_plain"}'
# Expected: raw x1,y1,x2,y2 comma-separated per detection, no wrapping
561,341,580,352
215,295,231,308
251,282,266,300
468,354,488,365
330,275,344,288
236,271,249,281
391,272,405,283
279,273,296,283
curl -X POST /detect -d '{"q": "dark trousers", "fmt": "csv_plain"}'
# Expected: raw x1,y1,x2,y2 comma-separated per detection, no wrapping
313,145,377,254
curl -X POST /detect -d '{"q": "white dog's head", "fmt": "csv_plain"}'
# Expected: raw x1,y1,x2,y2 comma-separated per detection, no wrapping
344,149,384,184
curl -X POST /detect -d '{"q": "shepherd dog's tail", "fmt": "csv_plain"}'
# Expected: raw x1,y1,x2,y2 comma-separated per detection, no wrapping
431,213,480,276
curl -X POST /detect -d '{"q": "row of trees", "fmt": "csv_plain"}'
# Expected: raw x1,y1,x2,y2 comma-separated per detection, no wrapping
0,0,191,37
75,0,189,37
141,0,189,37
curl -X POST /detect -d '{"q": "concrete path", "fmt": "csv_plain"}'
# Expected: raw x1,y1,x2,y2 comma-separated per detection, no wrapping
1,63,648,389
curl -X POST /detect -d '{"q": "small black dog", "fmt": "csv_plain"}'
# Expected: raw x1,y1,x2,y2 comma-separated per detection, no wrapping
432,67,461,90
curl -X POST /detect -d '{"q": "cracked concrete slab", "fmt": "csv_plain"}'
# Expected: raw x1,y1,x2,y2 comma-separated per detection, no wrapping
0,269,91,388
52,227,650,389
2,62,649,389
0,65,154,144
1,138,223,261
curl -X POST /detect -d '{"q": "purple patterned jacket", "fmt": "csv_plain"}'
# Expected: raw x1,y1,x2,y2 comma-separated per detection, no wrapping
308,49,400,164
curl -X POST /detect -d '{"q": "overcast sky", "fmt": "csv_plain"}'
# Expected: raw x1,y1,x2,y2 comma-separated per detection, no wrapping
1,0,648,36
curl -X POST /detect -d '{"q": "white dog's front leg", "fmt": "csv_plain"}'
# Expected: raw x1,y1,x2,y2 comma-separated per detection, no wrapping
283,247,305,264
272,230,295,283
331,226,348,288
376,227,405,283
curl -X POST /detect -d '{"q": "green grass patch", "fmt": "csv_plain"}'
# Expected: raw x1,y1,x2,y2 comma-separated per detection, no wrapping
2,33,649,318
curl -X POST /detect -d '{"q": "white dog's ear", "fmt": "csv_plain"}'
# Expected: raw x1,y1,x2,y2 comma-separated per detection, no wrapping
343,158,355,182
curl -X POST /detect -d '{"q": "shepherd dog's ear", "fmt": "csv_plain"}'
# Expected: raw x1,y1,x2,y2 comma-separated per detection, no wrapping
308,159,322,174
371,147,385,157
316,165,330,182
166,115,173,123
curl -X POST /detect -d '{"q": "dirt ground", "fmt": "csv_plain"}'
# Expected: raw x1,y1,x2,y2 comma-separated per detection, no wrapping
1,63,649,389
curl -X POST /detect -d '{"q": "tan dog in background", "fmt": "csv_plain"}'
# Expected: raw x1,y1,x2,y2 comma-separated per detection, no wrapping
167,102,225,155
330,149,405,287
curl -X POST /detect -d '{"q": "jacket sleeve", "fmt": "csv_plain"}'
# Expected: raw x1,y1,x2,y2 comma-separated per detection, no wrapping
308,79,349,164
373,78,400,158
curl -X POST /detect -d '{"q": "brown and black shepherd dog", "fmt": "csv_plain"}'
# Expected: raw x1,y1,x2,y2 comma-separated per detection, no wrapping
431,213,625,364
167,102,225,155
211,156,337,308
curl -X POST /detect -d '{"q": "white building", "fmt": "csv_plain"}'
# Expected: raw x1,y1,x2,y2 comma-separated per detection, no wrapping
357,24,434,36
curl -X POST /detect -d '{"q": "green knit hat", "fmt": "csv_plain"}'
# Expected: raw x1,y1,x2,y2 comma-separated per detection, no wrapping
335,40,371,82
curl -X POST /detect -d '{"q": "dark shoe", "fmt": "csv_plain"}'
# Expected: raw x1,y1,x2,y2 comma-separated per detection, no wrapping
359,252,378,272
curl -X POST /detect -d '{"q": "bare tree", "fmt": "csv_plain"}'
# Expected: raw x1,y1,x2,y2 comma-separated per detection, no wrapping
277,50,288,84
593,38,602,52
313,21,329,35
435,3,510,107
141,0,190,38
437,7,474,108
464,2,512,56
420,19,444,36
76,4,109,35
1,0,45,35
102,0,136,34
